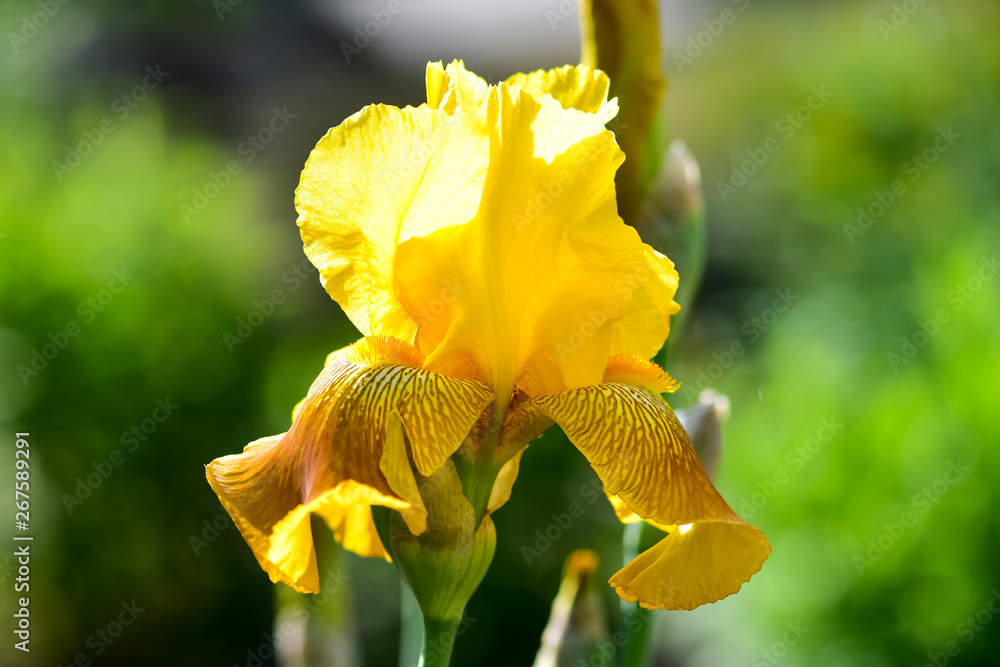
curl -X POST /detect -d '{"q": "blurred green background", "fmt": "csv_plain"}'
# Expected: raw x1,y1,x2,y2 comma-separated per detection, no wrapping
1,0,997,665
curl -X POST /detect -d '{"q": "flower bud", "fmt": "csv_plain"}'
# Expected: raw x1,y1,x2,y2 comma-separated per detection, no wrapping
676,389,729,479
534,550,609,667
376,461,495,637
638,139,707,347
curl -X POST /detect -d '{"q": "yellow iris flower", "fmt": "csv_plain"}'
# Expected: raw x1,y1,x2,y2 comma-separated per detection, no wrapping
206,61,770,611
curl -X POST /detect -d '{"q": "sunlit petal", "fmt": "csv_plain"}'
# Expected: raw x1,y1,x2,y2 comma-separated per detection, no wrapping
206,336,492,592
609,246,680,360
529,355,769,608
504,64,616,118
295,102,488,340
426,60,490,119
611,520,771,610
395,84,645,399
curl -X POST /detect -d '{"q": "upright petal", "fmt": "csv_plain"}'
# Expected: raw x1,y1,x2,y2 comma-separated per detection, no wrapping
395,83,648,400
504,64,616,118
425,60,490,119
529,355,769,609
205,336,493,593
295,102,489,340
609,246,680,360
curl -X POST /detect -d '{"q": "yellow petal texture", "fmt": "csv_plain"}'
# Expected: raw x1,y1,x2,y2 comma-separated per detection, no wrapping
425,60,489,120
205,336,493,593
608,246,681,360
486,398,555,512
611,521,771,611
529,354,769,609
486,450,524,513
504,65,615,116
295,102,489,340
394,82,653,400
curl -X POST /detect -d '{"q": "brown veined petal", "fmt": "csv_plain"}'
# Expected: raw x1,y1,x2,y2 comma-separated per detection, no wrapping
528,354,769,609
205,336,493,593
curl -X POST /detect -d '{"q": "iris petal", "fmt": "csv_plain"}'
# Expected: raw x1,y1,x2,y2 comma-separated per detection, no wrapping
425,60,489,118
205,336,492,593
504,64,615,116
394,83,643,399
609,247,681,360
295,102,488,341
529,355,769,609
611,521,771,611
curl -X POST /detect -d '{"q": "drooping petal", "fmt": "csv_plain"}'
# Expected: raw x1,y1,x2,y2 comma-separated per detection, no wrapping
529,354,769,609
295,101,489,340
611,521,771,611
394,82,650,400
205,336,493,593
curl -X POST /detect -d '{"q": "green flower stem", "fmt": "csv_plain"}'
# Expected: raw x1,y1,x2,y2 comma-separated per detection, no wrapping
399,584,423,667
419,614,463,667
621,521,667,667
275,515,358,667
621,606,653,667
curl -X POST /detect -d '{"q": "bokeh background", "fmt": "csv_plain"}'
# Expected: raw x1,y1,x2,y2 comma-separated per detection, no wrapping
2,0,998,665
